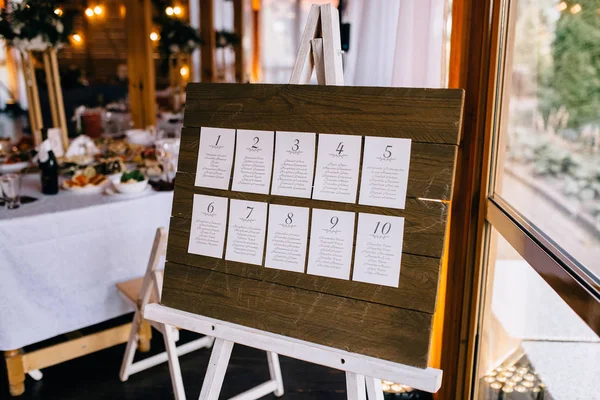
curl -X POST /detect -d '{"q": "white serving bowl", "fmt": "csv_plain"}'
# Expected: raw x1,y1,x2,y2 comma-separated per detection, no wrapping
125,129,154,146
111,174,149,194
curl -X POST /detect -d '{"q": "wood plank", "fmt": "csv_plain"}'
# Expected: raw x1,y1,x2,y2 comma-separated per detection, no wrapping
22,323,132,372
167,216,441,313
170,180,449,259
177,126,458,201
161,261,433,368
200,0,215,82
183,83,464,145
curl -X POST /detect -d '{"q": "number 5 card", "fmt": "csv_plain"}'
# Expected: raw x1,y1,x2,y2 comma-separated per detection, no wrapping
359,136,412,209
352,212,405,288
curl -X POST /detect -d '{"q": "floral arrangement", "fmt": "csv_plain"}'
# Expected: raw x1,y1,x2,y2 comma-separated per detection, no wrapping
215,30,239,48
156,16,202,57
0,1,74,51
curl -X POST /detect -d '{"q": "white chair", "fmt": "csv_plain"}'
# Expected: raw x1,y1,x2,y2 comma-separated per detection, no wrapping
117,227,213,400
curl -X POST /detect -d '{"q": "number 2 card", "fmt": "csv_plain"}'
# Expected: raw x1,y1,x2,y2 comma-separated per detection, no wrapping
358,136,412,209
352,212,405,288
232,130,274,194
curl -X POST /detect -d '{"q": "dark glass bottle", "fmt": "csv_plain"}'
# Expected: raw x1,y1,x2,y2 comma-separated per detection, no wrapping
40,148,59,195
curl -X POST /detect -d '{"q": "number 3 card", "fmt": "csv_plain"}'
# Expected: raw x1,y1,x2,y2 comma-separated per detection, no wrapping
225,200,268,265
312,134,361,203
265,204,310,273
359,136,412,209
232,130,274,194
307,209,355,280
352,213,405,288
271,131,316,198
188,194,229,258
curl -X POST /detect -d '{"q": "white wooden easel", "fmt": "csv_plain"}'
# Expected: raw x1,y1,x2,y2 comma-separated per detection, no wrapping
117,228,214,400
144,4,443,399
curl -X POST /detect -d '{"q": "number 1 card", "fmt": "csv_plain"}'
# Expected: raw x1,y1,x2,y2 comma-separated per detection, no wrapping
359,136,412,209
352,212,405,288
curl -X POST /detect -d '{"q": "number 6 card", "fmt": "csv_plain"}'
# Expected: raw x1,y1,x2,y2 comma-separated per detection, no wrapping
352,212,405,288
188,194,229,258
358,136,412,209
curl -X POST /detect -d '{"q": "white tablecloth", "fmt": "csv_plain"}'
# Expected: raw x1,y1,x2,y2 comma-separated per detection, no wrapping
0,174,173,350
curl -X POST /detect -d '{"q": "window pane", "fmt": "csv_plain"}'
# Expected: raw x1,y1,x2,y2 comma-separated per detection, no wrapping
475,228,600,399
493,0,600,280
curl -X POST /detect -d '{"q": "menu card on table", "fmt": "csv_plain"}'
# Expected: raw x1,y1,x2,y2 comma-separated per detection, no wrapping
265,204,310,273
352,213,405,288
359,136,412,209
225,200,268,265
232,130,274,194
312,134,361,203
188,194,229,258
306,209,355,280
271,131,316,198
195,127,236,189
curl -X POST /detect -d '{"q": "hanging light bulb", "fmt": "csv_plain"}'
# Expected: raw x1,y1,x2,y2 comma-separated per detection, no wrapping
571,3,582,13
85,8,94,17
54,8,63,16
180,65,190,77
94,5,103,15
556,1,568,11
150,32,159,41
166,7,174,16
173,6,182,15
72,33,83,43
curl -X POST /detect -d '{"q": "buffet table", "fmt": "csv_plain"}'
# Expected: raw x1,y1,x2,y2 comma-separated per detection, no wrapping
0,173,173,351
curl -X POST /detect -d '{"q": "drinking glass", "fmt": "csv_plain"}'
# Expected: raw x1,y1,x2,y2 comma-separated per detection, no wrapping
155,138,180,183
0,173,22,209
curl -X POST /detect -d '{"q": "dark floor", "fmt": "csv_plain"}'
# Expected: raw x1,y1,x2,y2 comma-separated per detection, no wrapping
0,314,432,399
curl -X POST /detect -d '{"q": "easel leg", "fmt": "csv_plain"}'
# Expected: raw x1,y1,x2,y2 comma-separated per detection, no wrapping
138,319,152,353
345,372,366,400
266,352,284,396
163,324,186,400
198,338,234,400
365,378,384,400
4,349,25,396
120,310,141,381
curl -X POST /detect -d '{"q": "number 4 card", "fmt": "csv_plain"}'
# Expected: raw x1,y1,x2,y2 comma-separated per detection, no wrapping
359,136,412,209
352,213,405,288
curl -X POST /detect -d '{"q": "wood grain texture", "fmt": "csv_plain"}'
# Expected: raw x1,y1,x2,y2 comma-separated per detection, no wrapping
177,127,458,201
171,177,449,259
183,84,464,145
161,261,433,368
167,216,441,313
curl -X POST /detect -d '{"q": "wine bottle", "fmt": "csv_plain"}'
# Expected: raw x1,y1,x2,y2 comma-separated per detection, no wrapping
39,139,59,195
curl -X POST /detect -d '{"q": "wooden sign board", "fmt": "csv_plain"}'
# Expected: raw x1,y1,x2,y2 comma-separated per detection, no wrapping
162,83,464,369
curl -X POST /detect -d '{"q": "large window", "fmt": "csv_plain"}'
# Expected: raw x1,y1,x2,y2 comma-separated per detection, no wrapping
474,0,600,399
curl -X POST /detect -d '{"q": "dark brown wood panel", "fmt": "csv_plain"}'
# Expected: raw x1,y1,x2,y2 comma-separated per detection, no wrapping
183,84,464,145
177,127,458,201
167,216,441,313
161,261,433,367
171,178,449,259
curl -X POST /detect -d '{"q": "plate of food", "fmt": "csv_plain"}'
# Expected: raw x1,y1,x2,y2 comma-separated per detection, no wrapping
63,168,109,194
111,169,149,194
0,152,30,173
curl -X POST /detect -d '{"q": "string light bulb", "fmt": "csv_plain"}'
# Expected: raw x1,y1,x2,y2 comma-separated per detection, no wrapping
94,5,103,15
166,7,174,16
85,8,94,17
571,3,582,13
173,6,182,15
150,32,159,41
72,33,83,43
54,8,63,16
180,65,190,77
556,1,567,11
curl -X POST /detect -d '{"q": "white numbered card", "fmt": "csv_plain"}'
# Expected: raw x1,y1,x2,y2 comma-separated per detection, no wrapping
271,131,316,198
359,136,412,209
312,134,361,203
225,200,268,265
188,194,229,258
232,130,274,194
352,213,405,288
306,209,355,280
265,204,310,273
194,127,236,189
